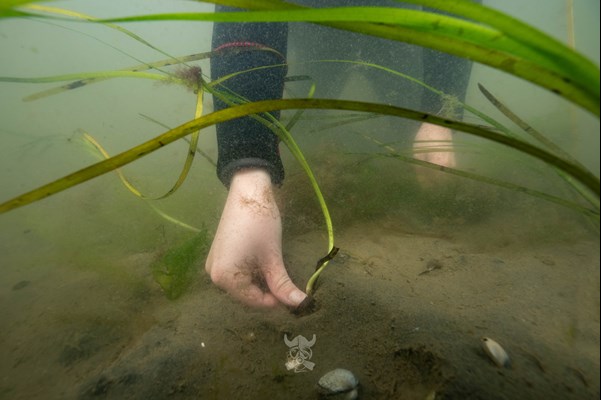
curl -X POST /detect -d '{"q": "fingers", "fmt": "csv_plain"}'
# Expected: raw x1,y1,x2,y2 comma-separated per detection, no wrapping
232,285,280,308
262,262,308,308
207,258,307,308
209,267,281,308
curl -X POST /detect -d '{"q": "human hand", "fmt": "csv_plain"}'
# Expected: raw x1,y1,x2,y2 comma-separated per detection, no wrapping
412,122,456,187
205,168,308,308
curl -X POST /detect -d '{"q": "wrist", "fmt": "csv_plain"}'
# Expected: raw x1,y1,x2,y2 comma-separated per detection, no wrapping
230,168,274,195
219,158,284,188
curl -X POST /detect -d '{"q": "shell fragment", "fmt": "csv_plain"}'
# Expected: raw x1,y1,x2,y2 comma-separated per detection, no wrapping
318,368,359,398
481,337,511,368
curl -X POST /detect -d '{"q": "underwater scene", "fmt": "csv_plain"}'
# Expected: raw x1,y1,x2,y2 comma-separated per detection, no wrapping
0,1,599,399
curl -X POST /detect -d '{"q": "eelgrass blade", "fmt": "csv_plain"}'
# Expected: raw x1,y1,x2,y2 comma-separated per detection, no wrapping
1,70,176,103
83,77,204,201
19,46,284,101
0,0,39,18
208,0,600,106
139,113,216,167
477,83,578,163
152,77,205,200
0,71,171,85
396,0,599,98
12,3,200,101
306,246,340,296
2,99,598,215
364,134,599,219
306,113,381,133
306,59,520,138
20,56,205,101
477,83,600,212
23,4,188,71
79,131,145,198
389,152,599,219
79,131,204,232
89,5,600,116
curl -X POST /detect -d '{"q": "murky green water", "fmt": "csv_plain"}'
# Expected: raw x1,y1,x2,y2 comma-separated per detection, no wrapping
1,1,599,399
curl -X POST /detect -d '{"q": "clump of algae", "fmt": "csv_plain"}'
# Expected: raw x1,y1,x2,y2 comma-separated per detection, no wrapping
151,227,211,300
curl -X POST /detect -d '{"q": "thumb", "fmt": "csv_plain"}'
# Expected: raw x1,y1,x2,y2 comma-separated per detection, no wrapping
264,263,308,307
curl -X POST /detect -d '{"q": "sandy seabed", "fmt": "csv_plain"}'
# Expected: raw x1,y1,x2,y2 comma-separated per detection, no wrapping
1,200,599,400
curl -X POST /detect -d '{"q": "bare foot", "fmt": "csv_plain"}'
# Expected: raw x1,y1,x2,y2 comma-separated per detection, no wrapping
413,123,456,188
